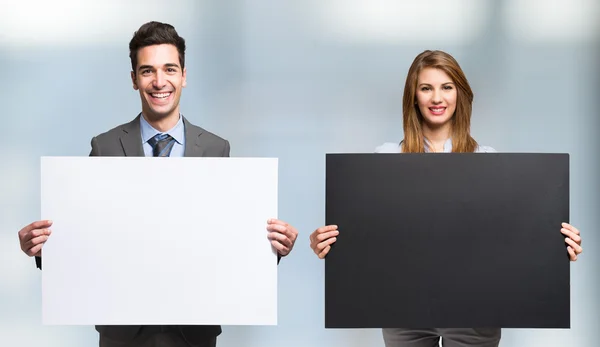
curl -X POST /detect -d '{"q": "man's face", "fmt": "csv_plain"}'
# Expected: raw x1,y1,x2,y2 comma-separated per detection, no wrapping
131,44,186,121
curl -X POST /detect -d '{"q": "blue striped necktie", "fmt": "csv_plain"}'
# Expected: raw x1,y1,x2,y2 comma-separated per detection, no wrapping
147,133,175,157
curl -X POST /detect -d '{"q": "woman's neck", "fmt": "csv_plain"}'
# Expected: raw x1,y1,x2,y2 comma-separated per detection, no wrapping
423,122,451,152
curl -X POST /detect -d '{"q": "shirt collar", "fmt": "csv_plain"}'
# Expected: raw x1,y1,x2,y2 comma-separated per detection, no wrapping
140,113,185,145
424,137,452,153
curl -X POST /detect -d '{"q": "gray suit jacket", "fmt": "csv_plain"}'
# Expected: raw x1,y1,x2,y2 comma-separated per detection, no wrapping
93,114,228,343
37,114,229,344
89,114,230,158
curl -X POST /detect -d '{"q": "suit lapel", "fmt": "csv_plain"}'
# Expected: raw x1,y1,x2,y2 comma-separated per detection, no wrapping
118,114,202,157
183,116,205,157
119,114,145,157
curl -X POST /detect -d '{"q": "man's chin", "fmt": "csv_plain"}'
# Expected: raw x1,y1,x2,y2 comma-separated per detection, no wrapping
143,108,176,121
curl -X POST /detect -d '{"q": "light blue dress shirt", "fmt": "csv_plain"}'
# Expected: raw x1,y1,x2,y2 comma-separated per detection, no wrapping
140,114,186,157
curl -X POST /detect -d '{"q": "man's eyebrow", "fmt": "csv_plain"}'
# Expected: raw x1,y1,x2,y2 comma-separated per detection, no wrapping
138,65,154,72
137,63,181,72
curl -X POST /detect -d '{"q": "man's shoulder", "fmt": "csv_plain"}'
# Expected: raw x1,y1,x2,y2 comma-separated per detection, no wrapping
187,121,229,144
183,117,230,157
92,118,137,141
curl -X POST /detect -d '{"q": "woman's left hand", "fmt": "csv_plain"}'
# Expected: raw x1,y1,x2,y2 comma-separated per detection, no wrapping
561,222,583,261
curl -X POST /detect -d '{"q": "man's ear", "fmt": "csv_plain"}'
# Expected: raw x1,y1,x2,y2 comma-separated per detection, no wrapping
182,67,187,88
131,71,138,90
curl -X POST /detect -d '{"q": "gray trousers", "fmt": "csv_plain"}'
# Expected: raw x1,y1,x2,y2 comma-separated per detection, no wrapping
382,328,501,347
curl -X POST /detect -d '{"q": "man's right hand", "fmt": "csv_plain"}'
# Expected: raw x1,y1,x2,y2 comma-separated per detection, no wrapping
18,220,53,257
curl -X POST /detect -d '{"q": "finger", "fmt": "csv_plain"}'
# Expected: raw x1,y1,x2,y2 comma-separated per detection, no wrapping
21,228,52,247
562,222,580,235
310,225,337,243
31,228,52,238
567,246,577,261
267,223,299,242
565,238,583,254
267,218,288,227
19,220,52,238
312,237,336,253
27,244,44,257
315,237,337,252
271,240,288,254
318,245,331,259
316,230,339,242
30,229,52,242
266,223,293,238
287,225,298,240
23,234,50,251
266,224,286,232
267,231,293,248
310,232,336,249
561,228,581,244
317,225,338,234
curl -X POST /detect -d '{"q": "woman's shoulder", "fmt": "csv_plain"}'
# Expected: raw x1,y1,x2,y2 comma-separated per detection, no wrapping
476,145,497,153
374,142,402,153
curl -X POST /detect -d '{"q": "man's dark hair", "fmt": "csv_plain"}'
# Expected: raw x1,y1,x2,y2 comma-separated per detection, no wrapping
129,21,186,74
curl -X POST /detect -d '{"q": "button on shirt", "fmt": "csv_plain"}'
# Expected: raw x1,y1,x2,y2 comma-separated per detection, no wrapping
140,114,186,157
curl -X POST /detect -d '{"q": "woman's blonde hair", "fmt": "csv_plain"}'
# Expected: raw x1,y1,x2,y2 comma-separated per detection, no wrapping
401,50,478,153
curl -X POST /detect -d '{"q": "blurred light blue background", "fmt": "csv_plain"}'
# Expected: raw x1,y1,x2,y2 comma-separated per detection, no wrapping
1,0,598,346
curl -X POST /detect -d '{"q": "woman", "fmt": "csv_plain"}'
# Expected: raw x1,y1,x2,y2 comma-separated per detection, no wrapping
309,50,583,347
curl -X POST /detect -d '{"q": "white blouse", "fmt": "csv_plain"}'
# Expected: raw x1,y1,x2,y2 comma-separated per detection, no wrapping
375,138,496,153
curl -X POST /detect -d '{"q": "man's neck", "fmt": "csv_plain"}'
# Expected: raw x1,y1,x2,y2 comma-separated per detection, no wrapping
423,123,451,152
142,111,180,132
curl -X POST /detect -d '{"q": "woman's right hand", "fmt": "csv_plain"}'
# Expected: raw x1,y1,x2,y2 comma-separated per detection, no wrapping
309,225,339,259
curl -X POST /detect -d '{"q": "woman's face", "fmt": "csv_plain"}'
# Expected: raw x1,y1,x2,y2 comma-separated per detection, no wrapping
415,67,457,129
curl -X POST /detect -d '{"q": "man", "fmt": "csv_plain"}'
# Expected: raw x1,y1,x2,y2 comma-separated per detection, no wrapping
17,21,298,347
